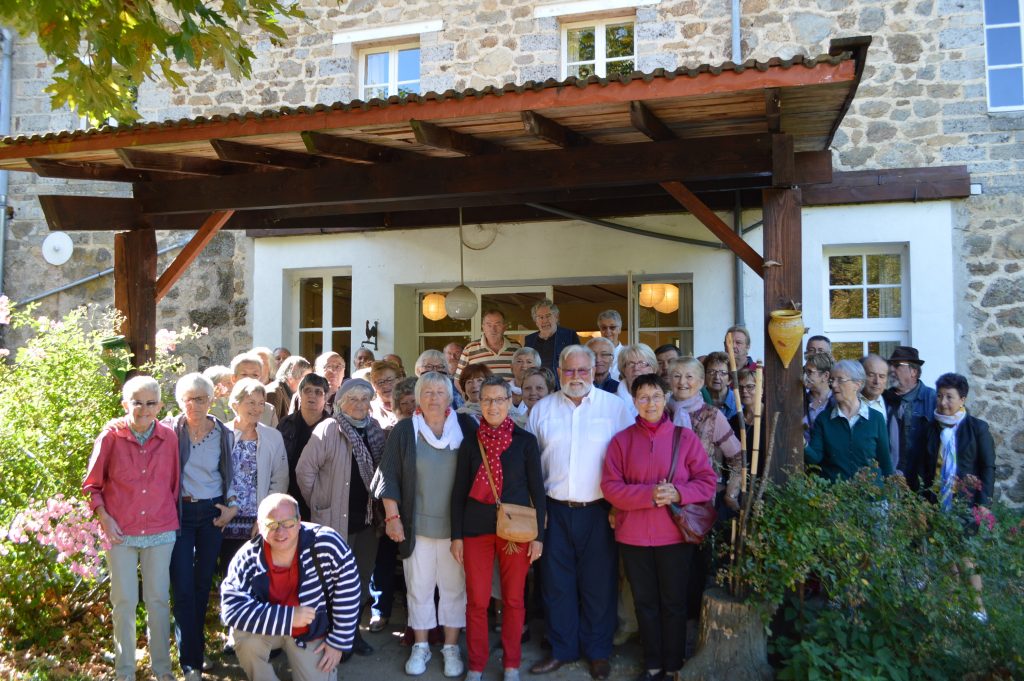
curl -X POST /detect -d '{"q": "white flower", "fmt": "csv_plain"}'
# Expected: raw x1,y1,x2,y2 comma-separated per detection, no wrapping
0,295,10,325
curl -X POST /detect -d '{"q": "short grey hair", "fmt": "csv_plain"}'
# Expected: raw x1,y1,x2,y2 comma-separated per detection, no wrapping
559,344,595,369
414,371,453,405
175,372,214,406
860,353,888,369
122,375,161,402
415,349,446,375
275,355,311,382
314,351,343,373
617,343,657,375
512,346,542,366
586,336,614,352
480,374,512,399
203,364,233,386
230,351,265,376
258,493,300,523
668,356,704,380
531,299,559,318
832,359,866,385
229,377,266,406
597,309,622,326
338,382,374,405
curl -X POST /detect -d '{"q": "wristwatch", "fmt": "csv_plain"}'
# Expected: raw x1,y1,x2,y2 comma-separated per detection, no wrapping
226,497,240,509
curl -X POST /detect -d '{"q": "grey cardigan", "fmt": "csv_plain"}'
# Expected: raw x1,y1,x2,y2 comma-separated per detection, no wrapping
370,414,477,559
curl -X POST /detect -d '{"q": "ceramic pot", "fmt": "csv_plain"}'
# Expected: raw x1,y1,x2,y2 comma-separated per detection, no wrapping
768,310,804,369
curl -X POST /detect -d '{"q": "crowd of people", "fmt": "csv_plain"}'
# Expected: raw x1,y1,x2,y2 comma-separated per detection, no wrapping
82,300,996,681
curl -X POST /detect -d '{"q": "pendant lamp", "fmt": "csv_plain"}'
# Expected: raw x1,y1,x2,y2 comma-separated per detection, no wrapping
446,209,479,320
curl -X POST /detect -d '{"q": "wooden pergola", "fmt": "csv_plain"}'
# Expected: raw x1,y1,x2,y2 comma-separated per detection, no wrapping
0,35,969,478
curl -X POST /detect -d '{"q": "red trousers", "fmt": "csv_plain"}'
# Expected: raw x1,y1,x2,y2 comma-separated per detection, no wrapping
463,534,531,671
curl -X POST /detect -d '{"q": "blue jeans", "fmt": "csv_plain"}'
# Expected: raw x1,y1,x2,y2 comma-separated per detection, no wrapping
170,498,224,672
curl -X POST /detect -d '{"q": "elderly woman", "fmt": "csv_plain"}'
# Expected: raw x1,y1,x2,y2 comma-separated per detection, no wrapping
805,359,893,481
296,378,386,657
219,378,290,573
601,374,717,681
701,352,737,420
510,347,541,416
166,373,238,680
521,367,555,414
803,352,835,444
415,349,463,409
277,373,331,521
370,360,402,430
457,363,493,423
83,376,180,681
451,376,546,681
203,364,235,423
372,372,474,677
615,343,658,419
251,346,276,384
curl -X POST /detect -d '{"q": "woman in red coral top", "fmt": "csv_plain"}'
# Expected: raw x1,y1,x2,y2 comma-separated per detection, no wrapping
601,373,716,681
83,375,180,681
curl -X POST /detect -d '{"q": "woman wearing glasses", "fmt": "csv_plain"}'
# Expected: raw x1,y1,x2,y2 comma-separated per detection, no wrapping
451,375,545,681
83,376,180,681
166,373,238,680
805,359,894,481
614,343,658,419
370,360,402,430
802,352,835,445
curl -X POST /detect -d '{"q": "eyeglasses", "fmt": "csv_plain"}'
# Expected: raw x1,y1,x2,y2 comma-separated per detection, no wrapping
892,362,915,369
480,397,509,406
262,518,300,532
323,363,345,372
183,395,209,405
739,384,757,392
373,376,397,386
561,367,592,377
707,369,728,378
636,394,666,405
625,361,650,369
130,400,160,409
829,377,854,386
420,364,447,373
802,369,821,377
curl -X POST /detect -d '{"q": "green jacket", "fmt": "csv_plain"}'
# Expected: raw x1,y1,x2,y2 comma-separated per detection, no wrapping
804,401,893,481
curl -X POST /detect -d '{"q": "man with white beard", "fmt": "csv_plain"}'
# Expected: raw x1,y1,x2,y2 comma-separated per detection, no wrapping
527,345,632,680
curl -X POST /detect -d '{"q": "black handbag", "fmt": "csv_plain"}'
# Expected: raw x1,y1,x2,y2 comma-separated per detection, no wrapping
665,426,717,544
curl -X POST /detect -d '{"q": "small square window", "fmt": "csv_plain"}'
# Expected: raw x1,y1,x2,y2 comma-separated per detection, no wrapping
984,0,1024,111
562,18,635,79
360,44,421,100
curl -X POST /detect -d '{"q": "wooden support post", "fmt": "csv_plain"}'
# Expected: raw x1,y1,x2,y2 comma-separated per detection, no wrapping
155,210,234,301
114,229,158,369
761,187,804,482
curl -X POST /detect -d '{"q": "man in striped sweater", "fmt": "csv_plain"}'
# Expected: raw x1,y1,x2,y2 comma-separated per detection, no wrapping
221,493,361,681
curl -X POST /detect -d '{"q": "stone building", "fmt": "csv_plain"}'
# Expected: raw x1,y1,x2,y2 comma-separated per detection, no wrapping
0,0,1021,502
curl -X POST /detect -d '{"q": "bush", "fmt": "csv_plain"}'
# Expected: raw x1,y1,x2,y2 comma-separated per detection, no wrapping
736,470,1024,680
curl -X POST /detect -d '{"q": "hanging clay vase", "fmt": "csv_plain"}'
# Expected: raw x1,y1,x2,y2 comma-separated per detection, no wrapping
768,309,804,369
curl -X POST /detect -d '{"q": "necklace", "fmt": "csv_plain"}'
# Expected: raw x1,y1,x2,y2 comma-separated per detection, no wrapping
189,419,211,442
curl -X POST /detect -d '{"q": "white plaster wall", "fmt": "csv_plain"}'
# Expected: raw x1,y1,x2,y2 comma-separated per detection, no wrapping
252,215,740,365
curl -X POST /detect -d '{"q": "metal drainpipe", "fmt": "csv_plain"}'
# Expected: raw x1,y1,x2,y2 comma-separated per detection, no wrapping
0,28,13,298
731,0,742,64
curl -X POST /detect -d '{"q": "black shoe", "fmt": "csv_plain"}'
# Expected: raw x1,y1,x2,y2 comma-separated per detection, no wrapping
353,636,374,656
633,672,665,681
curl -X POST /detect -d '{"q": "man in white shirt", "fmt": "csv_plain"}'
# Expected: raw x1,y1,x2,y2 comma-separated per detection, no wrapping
527,345,632,680
860,353,895,469
596,310,624,381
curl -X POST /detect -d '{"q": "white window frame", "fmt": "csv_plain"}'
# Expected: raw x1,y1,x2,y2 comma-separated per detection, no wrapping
631,278,695,355
821,244,909,353
290,269,353,356
984,0,1024,111
415,285,554,350
358,42,421,100
560,16,636,79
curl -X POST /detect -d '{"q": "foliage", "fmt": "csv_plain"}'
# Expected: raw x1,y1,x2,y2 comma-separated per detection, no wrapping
0,0,308,124
733,470,1024,680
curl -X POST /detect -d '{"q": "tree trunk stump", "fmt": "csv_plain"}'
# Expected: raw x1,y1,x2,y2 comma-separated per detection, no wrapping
677,587,774,681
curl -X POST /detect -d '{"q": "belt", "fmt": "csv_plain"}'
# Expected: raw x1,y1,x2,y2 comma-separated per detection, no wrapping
181,495,220,503
546,496,602,509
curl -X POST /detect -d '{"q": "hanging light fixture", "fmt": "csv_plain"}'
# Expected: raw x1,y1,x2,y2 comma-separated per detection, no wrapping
638,283,666,308
422,293,447,321
446,208,479,320
654,284,680,314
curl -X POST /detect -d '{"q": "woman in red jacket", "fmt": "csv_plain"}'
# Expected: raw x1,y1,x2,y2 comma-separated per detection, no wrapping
601,373,717,681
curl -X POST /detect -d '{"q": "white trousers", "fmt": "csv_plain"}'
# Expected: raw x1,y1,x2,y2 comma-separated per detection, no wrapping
403,535,467,630
106,541,174,678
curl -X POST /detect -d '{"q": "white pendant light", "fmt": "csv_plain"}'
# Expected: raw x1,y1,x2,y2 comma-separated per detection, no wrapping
638,283,666,308
446,209,479,320
654,284,680,314
422,293,447,321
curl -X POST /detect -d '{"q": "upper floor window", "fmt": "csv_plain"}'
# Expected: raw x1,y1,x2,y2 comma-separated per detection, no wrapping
985,0,1024,110
360,43,421,100
561,17,635,78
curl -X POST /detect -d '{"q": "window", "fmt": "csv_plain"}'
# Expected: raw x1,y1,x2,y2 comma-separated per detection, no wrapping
297,274,352,371
985,0,1024,110
823,246,908,361
634,281,694,355
360,43,421,100
561,17,635,78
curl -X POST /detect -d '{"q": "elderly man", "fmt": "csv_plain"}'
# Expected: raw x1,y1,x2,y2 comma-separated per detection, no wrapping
443,342,464,376
596,310,624,381
724,326,757,372
860,353,894,470
524,299,581,373
586,337,620,394
273,347,292,365
527,345,632,680
454,309,521,385
882,346,936,474
654,344,681,380
805,335,832,359
354,348,375,372
266,356,312,421
221,493,360,681
313,352,346,415
232,352,279,427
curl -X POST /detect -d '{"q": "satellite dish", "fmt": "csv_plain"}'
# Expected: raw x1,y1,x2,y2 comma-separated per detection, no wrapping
42,232,74,265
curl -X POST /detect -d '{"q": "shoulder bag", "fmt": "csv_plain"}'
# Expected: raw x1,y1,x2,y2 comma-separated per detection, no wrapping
477,439,538,550
665,425,718,544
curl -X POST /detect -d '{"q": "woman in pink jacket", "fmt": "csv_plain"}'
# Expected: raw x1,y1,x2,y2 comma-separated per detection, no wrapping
601,374,716,681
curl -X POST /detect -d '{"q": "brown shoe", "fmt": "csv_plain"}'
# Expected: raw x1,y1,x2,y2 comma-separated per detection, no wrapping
589,659,611,680
530,657,567,674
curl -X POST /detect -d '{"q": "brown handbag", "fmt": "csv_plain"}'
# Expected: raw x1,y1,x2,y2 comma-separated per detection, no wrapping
665,426,718,544
477,439,538,551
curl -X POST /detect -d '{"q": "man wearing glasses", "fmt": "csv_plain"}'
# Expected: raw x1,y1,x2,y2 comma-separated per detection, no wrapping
527,345,633,680
222,493,360,681
882,346,937,474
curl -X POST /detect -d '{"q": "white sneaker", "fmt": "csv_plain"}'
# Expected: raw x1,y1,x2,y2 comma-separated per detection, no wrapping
504,669,521,681
441,644,464,678
406,643,432,676
466,672,483,681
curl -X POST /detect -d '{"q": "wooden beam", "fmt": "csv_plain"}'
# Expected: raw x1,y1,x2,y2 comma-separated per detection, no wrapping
761,186,804,483
659,181,765,276
27,158,177,183
410,119,503,155
114,228,158,368
521,110,591,147
764,88,781,133
155,211,235,302
117,148,256,176
38,195,201,231
771,133,795,187
300,131,426,163
629,101,675,141
793,151,833,186
210,139,349,170
802,165,970,205
134,134,774,215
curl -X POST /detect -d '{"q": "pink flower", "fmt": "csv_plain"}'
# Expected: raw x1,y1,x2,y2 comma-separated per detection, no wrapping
155,328,178,353
973,506,996,531
0,348,8,358
0,294,9,325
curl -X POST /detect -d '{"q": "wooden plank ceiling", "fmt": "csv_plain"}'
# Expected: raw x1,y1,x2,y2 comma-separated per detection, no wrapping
0,38,872,235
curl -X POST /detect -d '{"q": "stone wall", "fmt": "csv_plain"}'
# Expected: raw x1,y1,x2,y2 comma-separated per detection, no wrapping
2,0,1023,500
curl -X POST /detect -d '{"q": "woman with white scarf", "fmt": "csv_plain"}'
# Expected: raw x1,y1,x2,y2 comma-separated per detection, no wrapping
371,372,475,678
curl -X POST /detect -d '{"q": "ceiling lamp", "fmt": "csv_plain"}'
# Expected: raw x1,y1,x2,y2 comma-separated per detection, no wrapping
422,293,447,321
654,284,679,314
446,208,479,320
638,283,666,308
